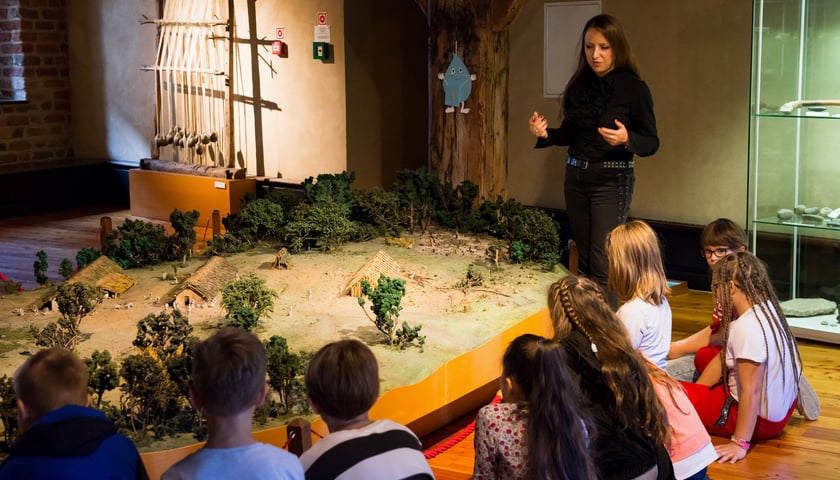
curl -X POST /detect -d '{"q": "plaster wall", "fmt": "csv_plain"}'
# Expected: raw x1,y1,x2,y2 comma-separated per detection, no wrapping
508,0,753,226
67,0,347,181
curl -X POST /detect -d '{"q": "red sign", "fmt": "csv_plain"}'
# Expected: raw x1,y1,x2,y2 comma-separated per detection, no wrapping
275,26,285,40
317,12,327,25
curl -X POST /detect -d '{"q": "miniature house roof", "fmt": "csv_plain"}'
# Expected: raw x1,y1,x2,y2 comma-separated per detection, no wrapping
162,256,238,304
342,250,401,297
69,255,135,295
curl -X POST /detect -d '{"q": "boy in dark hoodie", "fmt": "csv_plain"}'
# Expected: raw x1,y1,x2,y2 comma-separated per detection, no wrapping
0,348,148,480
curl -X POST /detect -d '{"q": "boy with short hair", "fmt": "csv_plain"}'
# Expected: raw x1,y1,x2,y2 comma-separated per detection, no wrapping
300,339,433,480
0,348,149,480
162,327,303,480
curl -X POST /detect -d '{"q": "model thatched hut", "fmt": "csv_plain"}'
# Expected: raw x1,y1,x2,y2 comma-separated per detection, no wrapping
342,250,401,297
162,256,237,309
69,255,135,297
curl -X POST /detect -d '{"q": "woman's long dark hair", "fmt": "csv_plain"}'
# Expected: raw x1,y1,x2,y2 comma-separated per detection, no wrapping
563,14,640,112
503,334,597,480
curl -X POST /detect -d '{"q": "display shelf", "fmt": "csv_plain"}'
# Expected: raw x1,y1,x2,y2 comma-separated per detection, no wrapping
747,0,840,344
787,310,840,344
754,217,840,231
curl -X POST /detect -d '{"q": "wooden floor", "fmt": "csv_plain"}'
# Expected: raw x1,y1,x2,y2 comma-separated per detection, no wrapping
424,289,840,479
1,208,839,478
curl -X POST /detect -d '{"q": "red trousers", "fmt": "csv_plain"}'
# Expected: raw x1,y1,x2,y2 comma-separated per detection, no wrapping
683,345,794,440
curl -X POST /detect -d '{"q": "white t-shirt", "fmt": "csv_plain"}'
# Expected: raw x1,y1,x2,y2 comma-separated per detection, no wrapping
161,442,304,480
726,303,799,421
617,296,672,369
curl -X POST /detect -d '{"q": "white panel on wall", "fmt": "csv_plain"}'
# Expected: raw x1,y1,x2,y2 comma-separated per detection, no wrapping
543,1,600,98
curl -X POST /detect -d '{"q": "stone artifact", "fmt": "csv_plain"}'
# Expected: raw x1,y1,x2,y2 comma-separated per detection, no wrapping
777,209,794,220
780,297,837,317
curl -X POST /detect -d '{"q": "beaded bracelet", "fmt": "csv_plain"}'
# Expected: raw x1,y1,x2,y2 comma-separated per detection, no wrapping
730,436,751,451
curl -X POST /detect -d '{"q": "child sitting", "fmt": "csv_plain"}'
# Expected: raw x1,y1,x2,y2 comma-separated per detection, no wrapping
300,339,433,479
473,333,596,479
162,327,304,479
607,219,672,369
0,348,148,480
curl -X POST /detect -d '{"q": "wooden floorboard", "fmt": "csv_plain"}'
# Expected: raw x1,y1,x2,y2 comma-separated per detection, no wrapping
1,207,838,478
426,290,840,480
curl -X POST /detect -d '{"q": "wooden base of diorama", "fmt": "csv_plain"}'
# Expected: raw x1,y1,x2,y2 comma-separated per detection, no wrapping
129,169,255,230
139,308,554,479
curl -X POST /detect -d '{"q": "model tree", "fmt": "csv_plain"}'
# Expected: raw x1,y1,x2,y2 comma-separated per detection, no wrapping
169,208,200,266
85,350,119,408
30,282,102,348
264,335,311,415
221,274,278,328
33,250,48,286
58,258,74,281
358,274,425,350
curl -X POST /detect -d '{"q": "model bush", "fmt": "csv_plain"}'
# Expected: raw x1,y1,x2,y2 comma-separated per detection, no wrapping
33,250,48,286
104,218,169,268
221,274,278,325
207,232,248,255
284,198,357,252
435,180,479,232
223,198,285,243
358,275,425,350
512,207,561,266
30,282,102,349
0,375,17,448
75,247,101,269
302,171,355,207
351,187,402,237
392,168,442,232
0,276,22,294
264,335,311,415
168,208,200,265
226,305,259,331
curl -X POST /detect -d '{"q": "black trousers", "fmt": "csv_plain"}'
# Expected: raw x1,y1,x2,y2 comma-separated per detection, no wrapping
564,163,635,292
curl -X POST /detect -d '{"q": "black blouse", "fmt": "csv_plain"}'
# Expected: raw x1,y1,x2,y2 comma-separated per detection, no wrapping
536,68,659,164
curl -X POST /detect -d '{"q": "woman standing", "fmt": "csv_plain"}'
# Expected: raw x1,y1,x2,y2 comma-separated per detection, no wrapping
530,14,658,293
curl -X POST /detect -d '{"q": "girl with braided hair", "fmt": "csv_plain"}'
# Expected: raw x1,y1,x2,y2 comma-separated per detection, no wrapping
548,275,675,480
681,252,802,464
473,334,596,480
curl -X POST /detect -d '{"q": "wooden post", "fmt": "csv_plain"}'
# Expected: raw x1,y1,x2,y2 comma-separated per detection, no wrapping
99,216,113,251
246,0,265,176
286,418,312,456
212,209,221,238
226,0,236,168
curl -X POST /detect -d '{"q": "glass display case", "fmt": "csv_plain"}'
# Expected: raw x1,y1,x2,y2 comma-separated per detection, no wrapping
748,0,840,343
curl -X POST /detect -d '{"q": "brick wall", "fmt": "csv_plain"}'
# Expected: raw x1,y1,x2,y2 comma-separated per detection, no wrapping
0,0,73,174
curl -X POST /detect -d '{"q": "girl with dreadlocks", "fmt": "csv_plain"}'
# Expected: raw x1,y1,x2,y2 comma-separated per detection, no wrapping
681,252,802,463
473,334,596,480
548,275,675,480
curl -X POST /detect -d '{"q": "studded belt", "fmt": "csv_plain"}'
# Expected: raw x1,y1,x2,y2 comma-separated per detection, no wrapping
567,157,634,170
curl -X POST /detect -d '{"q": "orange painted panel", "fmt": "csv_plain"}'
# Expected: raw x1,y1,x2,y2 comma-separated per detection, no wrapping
129,169,255,226
141,308,553,479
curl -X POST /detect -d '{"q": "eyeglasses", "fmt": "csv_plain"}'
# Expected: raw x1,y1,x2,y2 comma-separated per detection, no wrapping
702,247,732,259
